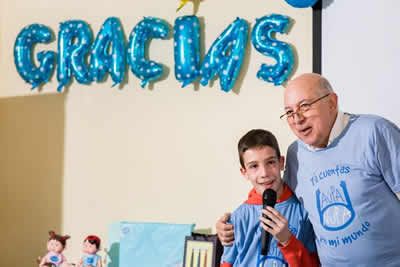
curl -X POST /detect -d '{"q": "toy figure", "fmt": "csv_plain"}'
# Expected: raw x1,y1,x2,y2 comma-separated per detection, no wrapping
37,231,71,267
77,235,102,267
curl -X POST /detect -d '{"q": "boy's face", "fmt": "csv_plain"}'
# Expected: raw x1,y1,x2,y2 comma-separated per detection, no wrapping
240,146,284,196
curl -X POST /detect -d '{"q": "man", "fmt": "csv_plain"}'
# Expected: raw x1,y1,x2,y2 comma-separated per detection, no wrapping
217,73,400,266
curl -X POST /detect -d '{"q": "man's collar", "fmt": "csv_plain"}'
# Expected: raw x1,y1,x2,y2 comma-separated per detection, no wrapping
305,111,350,151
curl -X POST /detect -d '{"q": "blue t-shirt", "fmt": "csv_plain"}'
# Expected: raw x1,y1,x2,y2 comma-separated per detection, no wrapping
285,114,400,266
221,190,316,267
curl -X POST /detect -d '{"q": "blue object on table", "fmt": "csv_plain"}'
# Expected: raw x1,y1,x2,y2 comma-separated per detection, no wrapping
108,221,195,267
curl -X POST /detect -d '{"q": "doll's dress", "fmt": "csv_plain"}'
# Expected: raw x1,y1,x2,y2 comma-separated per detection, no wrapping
82,254,100,267
44,251,65,266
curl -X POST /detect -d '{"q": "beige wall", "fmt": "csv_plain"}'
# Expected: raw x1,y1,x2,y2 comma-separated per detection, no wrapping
0,0,312,265
0,94,65,266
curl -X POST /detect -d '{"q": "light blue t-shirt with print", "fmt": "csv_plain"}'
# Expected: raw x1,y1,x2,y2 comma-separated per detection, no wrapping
285,114,400,267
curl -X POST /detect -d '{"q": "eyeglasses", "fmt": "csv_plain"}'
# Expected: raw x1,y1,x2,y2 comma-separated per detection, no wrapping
280,93,331,120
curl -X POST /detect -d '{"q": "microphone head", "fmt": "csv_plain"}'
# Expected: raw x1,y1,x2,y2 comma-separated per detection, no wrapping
262,189,277,207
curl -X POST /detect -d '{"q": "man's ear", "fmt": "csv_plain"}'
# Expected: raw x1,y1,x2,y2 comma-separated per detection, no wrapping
329,93,338,111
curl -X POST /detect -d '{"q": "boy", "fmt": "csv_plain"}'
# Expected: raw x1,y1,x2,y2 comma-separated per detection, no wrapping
220,129,319,267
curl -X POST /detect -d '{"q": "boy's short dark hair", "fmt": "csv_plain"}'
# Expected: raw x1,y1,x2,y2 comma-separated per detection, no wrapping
238,129,281,168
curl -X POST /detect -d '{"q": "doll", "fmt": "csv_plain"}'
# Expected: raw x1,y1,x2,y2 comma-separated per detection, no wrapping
77,235,102,267
38,231,71,267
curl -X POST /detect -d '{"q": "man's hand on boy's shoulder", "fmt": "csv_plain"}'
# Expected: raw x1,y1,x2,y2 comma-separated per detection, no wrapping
216,212,234,246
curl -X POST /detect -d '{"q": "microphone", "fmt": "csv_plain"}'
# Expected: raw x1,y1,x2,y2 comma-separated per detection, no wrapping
261,188,277,255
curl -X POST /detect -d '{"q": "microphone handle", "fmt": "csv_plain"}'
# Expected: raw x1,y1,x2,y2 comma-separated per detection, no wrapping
261,205,272,255
261,228,271,255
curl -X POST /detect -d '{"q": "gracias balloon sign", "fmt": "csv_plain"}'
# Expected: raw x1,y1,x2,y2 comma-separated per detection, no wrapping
14,15,294,92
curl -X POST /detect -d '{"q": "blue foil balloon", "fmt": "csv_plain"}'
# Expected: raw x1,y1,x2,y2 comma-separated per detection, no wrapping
173,16,200,87
252,14,294,86
90,17,126,86
57,20,93,92
14,24,56,89
285,0,318,8
127,17,170,88
199,18,248,92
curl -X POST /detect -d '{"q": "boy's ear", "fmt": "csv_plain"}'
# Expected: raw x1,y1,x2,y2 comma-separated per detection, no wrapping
240,167,248,179
279,156,285,171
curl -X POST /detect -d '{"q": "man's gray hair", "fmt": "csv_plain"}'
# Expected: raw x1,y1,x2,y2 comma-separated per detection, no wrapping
319,77,334,93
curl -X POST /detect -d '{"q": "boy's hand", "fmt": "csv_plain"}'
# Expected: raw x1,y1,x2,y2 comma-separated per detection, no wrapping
260,207,292,245
216,212,234,246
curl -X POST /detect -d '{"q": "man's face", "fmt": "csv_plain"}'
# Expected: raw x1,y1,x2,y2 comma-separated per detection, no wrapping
240,146,284,196
284,78,337,148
